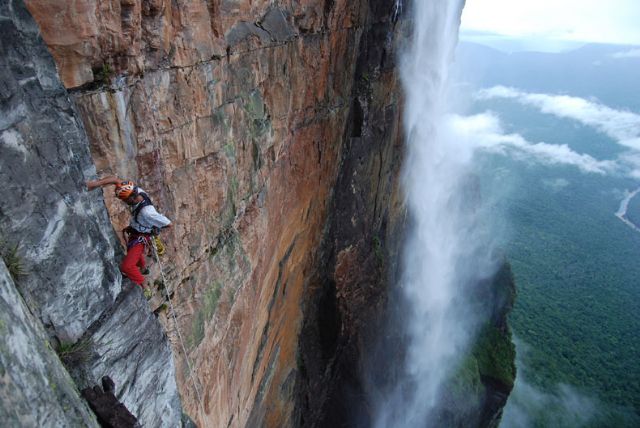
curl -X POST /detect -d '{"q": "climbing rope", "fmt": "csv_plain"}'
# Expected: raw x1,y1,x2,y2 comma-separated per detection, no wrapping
150,240,207,424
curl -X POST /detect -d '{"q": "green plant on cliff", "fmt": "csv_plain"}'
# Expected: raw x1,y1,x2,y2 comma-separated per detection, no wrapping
227,287,236,305
224,141,236,159
229,176,239,199
0,239,28,280
189,311,205,349
56,339,93,367
449,355,483,403
93,63,114,84
445,262,516,418
243,90,271,138
444,322,515,423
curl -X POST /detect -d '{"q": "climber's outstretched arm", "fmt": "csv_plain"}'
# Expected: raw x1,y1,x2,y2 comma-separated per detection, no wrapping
86,176,123,191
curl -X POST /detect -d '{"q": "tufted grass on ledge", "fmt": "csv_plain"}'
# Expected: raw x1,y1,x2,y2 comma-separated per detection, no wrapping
56,338,93,367
0,239,28,281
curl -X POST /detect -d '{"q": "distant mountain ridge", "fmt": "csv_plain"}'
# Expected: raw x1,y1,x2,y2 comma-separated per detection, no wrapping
454,41,640,110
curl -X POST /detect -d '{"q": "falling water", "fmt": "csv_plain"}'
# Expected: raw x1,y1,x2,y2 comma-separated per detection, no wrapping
393,0,403,22
374,0,499,426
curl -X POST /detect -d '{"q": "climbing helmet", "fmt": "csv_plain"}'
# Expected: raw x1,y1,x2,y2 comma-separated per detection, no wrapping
115,181,136,200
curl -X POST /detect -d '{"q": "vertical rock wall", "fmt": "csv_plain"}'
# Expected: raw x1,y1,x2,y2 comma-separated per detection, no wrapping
20,0,515,427
0,0,120,344
295,0,407,425
0,1,183,426
23,0,408,426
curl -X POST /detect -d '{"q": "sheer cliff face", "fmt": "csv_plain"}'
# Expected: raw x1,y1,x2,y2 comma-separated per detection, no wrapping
23,0,406,425
0,1,182,426
19,1,515,427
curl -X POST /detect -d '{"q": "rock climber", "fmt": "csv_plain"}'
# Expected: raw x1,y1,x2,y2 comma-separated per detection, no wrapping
86,176,171,291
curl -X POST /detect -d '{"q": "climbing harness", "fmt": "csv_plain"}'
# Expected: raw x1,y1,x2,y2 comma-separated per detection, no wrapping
150,239,207,422
122,189,165,256
122,227,152,250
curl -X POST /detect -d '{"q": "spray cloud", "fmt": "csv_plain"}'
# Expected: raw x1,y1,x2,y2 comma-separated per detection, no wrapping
374,1,500,425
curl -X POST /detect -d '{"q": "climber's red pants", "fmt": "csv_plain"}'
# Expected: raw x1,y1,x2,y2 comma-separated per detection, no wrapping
120,242,146,286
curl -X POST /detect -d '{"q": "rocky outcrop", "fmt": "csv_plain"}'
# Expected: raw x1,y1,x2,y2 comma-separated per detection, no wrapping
81,377,139,427
1,0,120,344
0,260,98,426
0,1,183,425
432,262,517,428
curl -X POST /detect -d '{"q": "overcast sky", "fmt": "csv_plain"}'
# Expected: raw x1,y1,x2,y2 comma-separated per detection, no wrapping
461,0,640,46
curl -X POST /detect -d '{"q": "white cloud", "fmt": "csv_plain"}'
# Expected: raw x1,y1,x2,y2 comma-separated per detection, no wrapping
472,87,640,177
502,339,601,428
502,337,640,427
446,113,616,175
618,152,640,179
611,48,640,58
461,0,640,45
542,178,570,191
475,86,640,151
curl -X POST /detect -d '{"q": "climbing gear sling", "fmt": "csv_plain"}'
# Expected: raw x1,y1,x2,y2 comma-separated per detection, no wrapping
151,235,165,256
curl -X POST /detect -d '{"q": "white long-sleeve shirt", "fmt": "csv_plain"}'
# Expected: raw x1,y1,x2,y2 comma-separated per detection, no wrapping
129,189,171,233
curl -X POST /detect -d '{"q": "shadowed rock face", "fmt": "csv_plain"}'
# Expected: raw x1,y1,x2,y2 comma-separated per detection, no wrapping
0,1,183,426
69,283,183,426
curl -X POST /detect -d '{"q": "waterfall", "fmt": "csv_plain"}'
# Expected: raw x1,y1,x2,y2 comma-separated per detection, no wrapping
374,0,499,425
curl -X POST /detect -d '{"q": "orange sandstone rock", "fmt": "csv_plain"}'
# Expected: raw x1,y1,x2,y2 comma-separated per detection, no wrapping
26,0,405,426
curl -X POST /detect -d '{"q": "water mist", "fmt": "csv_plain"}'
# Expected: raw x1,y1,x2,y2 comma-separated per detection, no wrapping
374,1,499,426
